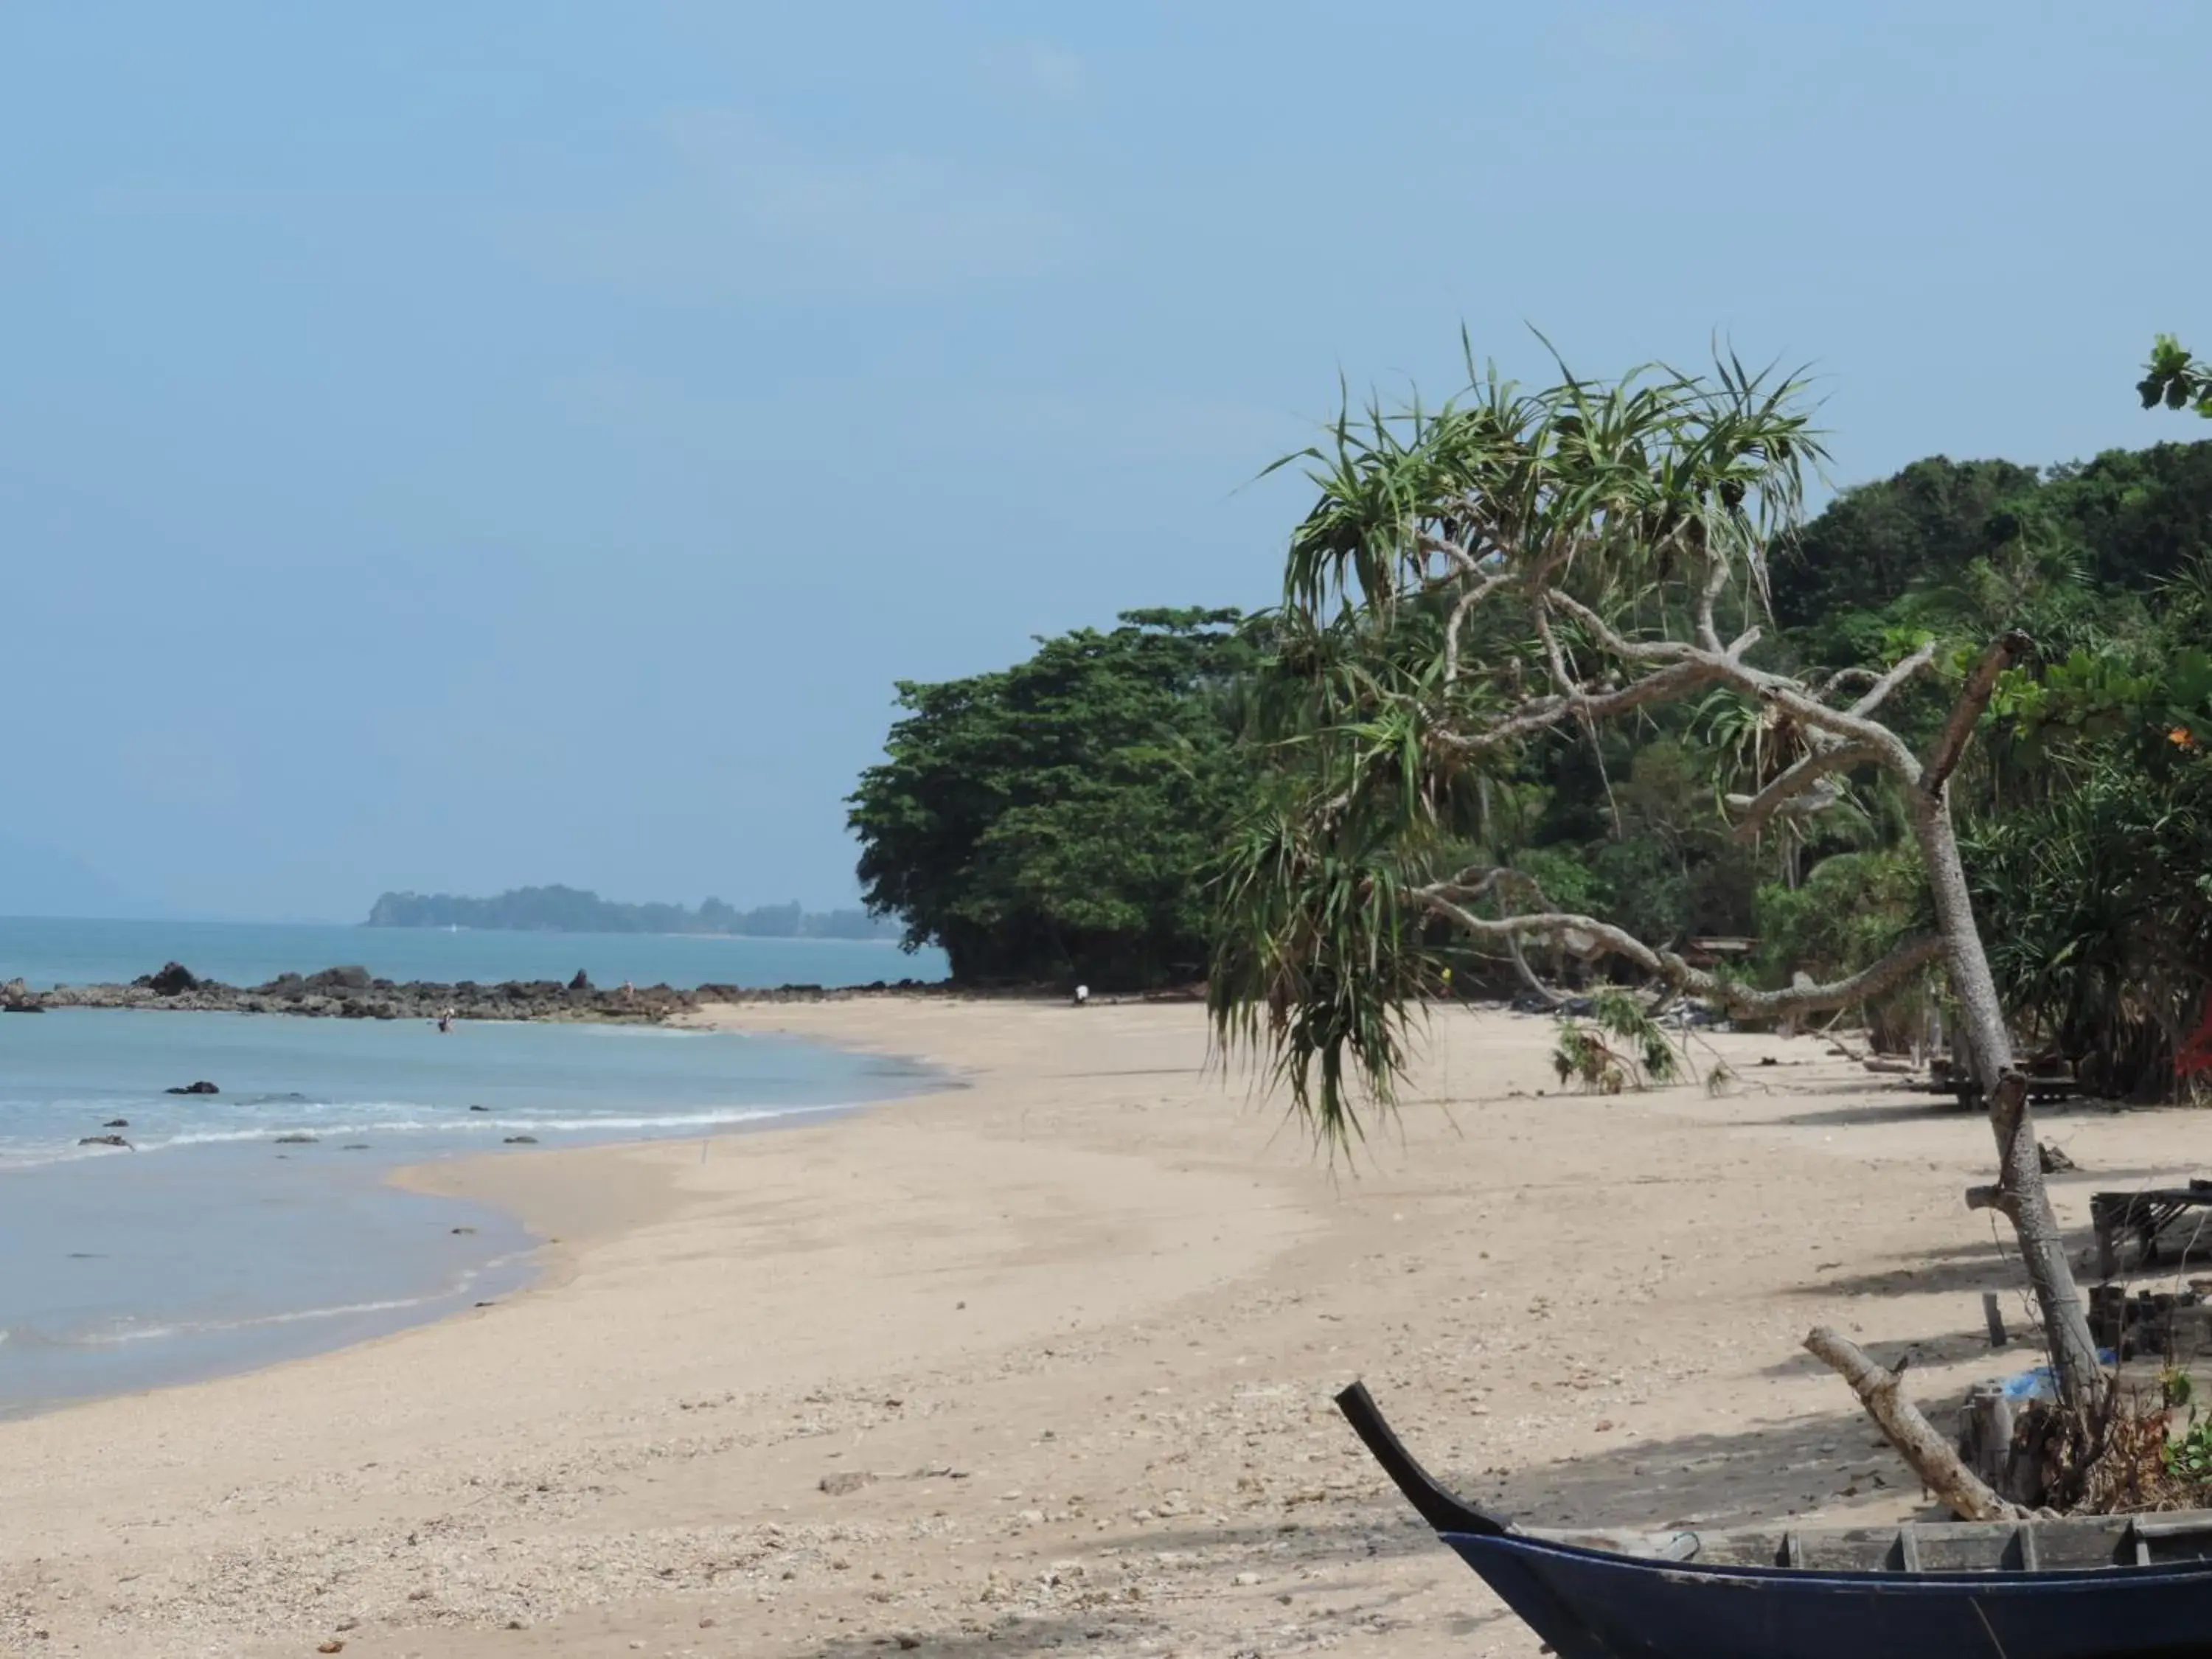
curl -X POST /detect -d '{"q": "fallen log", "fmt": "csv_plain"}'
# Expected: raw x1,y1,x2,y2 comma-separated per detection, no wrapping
1804,1326,2025,1521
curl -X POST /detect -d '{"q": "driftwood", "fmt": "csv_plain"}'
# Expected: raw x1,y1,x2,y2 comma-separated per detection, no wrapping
1805,1326,2025,1521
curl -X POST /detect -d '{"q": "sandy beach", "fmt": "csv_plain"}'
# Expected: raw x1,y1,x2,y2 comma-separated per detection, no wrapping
0,998,2205,1659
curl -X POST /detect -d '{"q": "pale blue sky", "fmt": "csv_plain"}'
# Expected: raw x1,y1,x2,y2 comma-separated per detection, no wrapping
2,2,2205,919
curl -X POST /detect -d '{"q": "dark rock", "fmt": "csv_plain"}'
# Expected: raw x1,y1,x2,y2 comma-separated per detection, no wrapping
568,970,591,992
341,1143,369,1151
165,1080,220,1096
274,1133,319,1144
468,1104,489,1112
77,1134,131,1148
503,1134,539,1144
2039,1141,2079,1174
306,965,373,992
142,961,199,996
819,1471,876,1496
102,1119,128,1128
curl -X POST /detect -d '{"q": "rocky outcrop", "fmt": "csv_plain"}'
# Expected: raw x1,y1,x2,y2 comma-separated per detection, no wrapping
38,968,951,1026
164,1080,220,1095
141,961,199,995
0,978,46,1012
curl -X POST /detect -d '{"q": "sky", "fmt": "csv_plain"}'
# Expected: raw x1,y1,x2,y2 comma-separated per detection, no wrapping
2,1,2207,921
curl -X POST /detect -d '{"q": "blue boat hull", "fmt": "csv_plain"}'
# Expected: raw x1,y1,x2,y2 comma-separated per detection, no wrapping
1451,1529,2212,1659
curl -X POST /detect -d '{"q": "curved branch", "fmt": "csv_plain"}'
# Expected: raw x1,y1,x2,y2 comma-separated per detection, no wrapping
1435,658,1725,756
1543,591,1699,664
1430,589,1923,782
1441,571,1514,683
1847,640,1938,716
1728,741,1880,840
1414,890,1943,1020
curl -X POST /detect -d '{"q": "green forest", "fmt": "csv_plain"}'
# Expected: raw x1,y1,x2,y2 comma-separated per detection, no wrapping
849,382,2212,1099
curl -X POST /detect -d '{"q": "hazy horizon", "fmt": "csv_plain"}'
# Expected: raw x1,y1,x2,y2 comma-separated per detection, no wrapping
5,3,2206,920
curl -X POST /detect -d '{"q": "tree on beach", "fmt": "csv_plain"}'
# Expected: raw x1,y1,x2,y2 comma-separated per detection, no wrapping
1207,346,2118,1515
849,608,1255,987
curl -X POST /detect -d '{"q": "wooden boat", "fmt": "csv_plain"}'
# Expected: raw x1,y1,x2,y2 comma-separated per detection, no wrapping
1337,1381,2212,1659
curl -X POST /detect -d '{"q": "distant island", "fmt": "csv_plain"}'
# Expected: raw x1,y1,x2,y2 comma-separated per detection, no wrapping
365,886,898,940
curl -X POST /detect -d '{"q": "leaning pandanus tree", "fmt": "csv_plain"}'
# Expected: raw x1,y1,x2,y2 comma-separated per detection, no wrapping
1209,350,2102,1515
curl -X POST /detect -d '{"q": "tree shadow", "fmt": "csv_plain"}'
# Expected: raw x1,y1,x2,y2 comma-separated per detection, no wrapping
793,1507,1461,1659
1421,1402,1943,1531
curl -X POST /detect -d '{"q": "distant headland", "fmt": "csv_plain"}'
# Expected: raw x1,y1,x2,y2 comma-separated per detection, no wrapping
365,885,897,941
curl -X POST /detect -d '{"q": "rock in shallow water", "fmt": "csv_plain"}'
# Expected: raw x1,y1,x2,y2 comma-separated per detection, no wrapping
164,1080,220,1096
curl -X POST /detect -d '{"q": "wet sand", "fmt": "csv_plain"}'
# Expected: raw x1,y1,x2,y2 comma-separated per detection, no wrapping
0,997,2202,1658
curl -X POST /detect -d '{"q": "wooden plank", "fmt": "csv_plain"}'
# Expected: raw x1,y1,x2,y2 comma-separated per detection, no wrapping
2130,1515,2212,1541
2017,1521,2039,1572
1897,1524,1922,1573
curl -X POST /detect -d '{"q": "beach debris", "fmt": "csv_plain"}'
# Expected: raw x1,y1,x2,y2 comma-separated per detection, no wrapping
274,1133,319,1145
77,1133,132,1149
103,1118,128,1128
165,1079,220,1095
2039,1141,2079,1174
451,1225,478,1235
821,1470,877,1495
341,1142,369,1151
317,1641,344,1654
503,1134,539,1144
142,961,198,995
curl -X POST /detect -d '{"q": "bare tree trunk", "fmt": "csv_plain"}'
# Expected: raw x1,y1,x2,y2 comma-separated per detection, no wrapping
1804,1327,2023,1520
1910,787,2106,1412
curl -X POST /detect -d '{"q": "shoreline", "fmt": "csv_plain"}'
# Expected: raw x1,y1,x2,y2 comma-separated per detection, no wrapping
0,995,2190,1659
0,1014,938,1427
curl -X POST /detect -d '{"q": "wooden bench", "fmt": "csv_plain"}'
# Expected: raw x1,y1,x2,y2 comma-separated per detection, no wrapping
2092,1181,2212,1280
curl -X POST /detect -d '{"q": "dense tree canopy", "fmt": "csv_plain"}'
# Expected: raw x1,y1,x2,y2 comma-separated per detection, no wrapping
849,414,2212,1099
848,609,1253,987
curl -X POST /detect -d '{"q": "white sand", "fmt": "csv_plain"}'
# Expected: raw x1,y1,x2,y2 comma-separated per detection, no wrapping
0,998,2202,1659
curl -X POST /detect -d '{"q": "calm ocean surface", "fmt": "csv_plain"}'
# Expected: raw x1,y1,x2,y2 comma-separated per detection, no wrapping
0,914,948,991
0,918,945,1419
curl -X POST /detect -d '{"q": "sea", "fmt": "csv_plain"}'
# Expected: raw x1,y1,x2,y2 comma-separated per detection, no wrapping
0,917,948,1418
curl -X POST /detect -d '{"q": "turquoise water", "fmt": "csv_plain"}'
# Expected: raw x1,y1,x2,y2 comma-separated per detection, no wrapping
0,1006,937,1416
0,915,947,991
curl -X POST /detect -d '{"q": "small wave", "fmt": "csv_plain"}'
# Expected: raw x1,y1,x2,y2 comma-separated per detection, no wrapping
0,1100,855,1169
66,1251,538,1348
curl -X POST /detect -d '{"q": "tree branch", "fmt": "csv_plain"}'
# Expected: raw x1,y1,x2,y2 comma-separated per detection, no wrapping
1434,658,1725,756
1441,571,1514,683
1804,1326,2023,1521
1728,740,1879,840
1414,888,1942,1020
1543,591,1699,665
1921,630,2029,797
1847,640,1938,717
